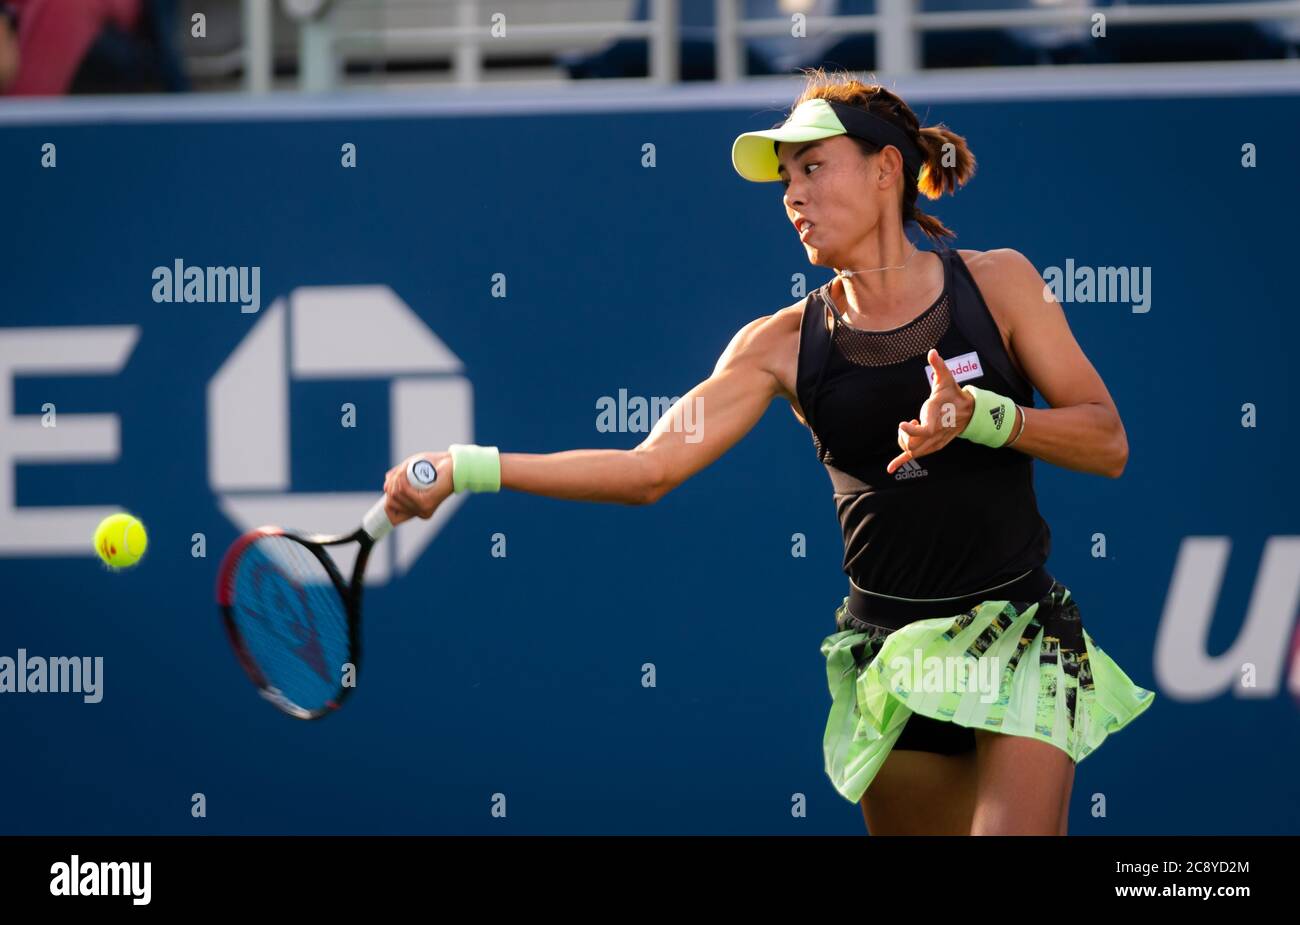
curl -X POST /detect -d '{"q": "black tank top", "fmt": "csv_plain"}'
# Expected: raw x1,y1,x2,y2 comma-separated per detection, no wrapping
795,243,1051,599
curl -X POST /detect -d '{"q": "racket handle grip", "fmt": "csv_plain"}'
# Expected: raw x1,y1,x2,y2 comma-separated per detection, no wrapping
363,497,394,542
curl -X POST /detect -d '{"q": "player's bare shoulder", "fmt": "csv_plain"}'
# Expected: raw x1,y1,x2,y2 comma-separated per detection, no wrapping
956,247,1044,329
967,248,1045,309
715,301,797,368
765,301,805,409
712,299,806,423
958,246,1037,283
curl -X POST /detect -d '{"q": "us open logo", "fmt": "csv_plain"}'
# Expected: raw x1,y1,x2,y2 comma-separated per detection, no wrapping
1155,536,1300,706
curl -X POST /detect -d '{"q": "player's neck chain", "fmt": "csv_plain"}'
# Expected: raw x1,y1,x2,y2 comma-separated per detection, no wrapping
835,242,919,277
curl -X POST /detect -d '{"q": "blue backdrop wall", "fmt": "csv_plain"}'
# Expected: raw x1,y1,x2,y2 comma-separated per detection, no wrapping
1,91,1297,834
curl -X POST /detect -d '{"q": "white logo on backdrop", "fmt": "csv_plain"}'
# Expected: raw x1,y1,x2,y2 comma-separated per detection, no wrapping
0,326,140,555
1154,536,1300,701
208,286,472,584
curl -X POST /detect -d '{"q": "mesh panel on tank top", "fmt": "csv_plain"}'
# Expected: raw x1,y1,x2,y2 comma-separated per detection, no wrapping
832,291,951,366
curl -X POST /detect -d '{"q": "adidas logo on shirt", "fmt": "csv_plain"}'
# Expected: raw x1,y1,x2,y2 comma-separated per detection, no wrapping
894,458,929,480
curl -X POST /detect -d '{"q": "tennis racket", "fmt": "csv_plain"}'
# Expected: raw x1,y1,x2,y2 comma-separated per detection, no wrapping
215,457,440,719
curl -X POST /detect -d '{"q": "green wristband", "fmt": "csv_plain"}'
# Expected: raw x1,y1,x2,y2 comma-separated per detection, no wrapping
959,385,1018,448
448,444,501,493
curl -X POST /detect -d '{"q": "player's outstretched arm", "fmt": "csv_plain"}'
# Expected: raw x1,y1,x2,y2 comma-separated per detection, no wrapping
383,314,787,522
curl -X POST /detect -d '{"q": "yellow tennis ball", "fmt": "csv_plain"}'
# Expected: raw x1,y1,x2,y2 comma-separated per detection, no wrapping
93,513,148,569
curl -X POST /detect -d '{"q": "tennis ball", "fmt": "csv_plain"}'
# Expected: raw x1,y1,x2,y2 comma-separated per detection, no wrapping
93,513,148,569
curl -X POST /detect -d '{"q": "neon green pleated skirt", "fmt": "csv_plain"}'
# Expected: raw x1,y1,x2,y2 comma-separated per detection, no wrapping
819,580,1156,804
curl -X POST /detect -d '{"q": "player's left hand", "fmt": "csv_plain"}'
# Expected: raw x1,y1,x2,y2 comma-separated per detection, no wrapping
885,349,974,475
383,452,454,525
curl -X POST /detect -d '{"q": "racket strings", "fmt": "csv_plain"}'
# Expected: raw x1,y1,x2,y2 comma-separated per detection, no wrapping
226,535,352,714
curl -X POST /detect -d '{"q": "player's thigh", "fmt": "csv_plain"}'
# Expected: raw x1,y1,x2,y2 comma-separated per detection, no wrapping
859,747,978,836
1058,769,1074,835
970,729,1075,836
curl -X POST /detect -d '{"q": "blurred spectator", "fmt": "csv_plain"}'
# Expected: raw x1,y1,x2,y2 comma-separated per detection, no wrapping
2,0,188,96
0,4,20,90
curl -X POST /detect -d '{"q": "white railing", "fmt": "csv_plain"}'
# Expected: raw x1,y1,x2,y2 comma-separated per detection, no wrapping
242,0,272,93
714,0,1300,80
241,0,679,92
236,0,1300,93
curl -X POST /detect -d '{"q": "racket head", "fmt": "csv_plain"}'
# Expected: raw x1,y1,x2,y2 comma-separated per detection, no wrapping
216,527,363,720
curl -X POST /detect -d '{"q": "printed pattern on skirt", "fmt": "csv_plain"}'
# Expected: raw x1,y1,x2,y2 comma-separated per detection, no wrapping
819,581,1156,804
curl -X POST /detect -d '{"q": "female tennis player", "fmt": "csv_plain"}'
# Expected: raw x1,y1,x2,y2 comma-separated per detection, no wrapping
382,69,1155,836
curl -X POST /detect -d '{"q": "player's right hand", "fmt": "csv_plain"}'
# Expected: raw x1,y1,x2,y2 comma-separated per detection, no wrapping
383,452,454,524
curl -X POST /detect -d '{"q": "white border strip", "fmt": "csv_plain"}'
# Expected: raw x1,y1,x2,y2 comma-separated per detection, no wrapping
1,60,1298,125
